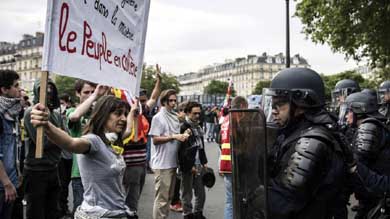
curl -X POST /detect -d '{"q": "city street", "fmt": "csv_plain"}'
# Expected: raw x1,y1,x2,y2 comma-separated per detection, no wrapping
138,140,225,219
26,140,357,219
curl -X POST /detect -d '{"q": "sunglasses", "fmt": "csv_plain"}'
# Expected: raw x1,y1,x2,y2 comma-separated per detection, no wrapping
169,99,177,103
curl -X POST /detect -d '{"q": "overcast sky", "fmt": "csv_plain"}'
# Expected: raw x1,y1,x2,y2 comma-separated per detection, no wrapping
1,0,360,75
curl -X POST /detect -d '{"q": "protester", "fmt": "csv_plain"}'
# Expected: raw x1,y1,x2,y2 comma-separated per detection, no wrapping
219,96,247,219
23,78,64,219
57,93,74,217
0,70,22,219
170,101,188,213
60,93,72,114
149,89,189,219
30,95,138,218
178,101,208,219
204,107,217,142
66,80,102,214
138,65,161,174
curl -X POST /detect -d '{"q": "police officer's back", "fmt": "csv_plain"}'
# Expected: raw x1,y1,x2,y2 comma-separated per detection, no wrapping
263,68,346,219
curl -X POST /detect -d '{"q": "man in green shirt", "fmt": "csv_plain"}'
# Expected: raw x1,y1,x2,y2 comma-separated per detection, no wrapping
66,80,107,214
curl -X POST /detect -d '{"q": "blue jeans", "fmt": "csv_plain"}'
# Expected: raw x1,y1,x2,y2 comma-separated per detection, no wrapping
71,178,84,213
146,136,152,162
224,174,232,219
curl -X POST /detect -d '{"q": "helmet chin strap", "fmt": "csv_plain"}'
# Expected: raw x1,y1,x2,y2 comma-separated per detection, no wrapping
350,112,358,128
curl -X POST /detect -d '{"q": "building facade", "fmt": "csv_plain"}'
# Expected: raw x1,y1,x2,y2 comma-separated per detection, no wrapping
0,32,45,92
177,53,310,97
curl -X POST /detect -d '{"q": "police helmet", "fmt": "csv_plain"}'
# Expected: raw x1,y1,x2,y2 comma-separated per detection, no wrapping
378,81,390,104
267,67,325,108
344,92,379,115
331,79,361,109
334,79,361,92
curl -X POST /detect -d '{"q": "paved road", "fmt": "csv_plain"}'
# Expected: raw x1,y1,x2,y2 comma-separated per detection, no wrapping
31,141,358,219
137,140,358,219
138,140,225,219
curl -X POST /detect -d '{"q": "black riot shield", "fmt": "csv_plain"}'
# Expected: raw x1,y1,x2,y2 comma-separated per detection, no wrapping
229,109,268,219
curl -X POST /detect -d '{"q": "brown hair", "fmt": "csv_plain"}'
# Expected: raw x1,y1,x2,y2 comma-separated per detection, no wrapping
231,96,248,109
184,101,202,113
83,95,129,146
75,80,97,93
178,101,189,112
159,89,177,106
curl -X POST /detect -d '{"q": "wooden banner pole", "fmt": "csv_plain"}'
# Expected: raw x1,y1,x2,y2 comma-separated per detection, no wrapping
35,71,49,158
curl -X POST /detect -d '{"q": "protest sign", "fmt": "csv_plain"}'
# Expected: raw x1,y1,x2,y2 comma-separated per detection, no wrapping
37,0,150,157
42,0,151,95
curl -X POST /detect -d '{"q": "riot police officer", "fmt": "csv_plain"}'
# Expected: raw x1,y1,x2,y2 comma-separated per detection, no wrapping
262,68,346,219
332,79,361,113
341,91,390,219
378,81,390,121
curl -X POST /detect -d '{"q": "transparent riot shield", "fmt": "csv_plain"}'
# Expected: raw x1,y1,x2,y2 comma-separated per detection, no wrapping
229,109,268,219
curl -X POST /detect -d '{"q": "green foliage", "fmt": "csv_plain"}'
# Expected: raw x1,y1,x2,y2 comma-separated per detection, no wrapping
54,75,77,103
140,65,180,96
295,0,390,69
372,67,390,84
252,80,271,95
204,80,236,96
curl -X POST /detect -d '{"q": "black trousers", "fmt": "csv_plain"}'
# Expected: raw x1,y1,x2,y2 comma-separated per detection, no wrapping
171,176,181,205
58,158,72,215
24,168,61,219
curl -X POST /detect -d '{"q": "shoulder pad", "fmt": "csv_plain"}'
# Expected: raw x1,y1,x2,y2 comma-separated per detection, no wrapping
361,118,389,131
355,122,384,158
281,136,329,192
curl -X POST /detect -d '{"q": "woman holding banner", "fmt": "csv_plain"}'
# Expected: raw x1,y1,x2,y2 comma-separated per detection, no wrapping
29,95,138,219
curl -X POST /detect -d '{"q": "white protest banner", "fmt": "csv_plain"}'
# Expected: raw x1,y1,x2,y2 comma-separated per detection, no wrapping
42,0,151,95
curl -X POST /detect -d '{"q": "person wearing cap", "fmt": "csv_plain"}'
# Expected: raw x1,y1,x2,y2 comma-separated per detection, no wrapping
178,101,208,219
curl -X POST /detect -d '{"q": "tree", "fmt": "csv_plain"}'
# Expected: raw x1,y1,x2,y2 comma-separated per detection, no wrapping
54,75,77,103
372,67,390,84
140,65,180,96
295,0,390,69
252,80,271,95
204,80,236,96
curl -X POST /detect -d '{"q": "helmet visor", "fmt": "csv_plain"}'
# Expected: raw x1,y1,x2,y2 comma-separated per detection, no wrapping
331,89,350,110
261,88,291,124
338,103,349,127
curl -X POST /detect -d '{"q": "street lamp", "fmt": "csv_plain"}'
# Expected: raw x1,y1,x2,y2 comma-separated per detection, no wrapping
285,0,290,68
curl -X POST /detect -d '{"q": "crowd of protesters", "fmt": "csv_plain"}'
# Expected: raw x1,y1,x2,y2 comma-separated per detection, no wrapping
0,68,227,219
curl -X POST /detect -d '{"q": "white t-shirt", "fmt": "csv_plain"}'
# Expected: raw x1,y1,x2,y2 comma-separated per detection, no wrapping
149,112,179,169
78,134,127,214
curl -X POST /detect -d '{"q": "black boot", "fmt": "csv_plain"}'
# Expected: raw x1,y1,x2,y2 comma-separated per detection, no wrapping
184,213,194,219
194,211,206,219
